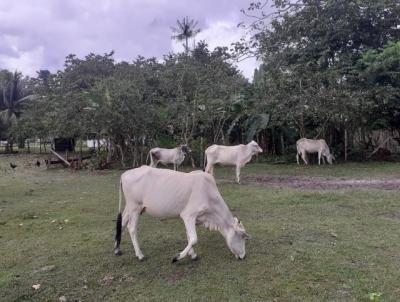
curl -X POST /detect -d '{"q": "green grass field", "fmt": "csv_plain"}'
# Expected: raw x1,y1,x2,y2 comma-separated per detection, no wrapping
1,155,400,301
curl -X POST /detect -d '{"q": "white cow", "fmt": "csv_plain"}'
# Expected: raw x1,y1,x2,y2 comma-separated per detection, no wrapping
296,138,333,165
114,166,250,262
204,140,263,184
147,145,191,171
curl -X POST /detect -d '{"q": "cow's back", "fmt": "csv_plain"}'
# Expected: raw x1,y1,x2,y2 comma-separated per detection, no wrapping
297,138,330,153
121,166,208,218
297,138,319,153
205,144,243,164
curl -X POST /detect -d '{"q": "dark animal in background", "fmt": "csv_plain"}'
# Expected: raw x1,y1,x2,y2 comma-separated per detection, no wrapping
36,160,41,167
10,163,17,170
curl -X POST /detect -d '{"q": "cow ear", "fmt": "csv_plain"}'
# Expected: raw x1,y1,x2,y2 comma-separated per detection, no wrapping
242,231,251,240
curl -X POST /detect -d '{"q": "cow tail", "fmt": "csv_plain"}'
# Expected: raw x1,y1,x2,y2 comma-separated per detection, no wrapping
203,152,207,172
114,178,123,255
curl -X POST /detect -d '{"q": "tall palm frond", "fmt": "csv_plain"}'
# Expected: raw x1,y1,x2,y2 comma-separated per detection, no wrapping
171,16,201,54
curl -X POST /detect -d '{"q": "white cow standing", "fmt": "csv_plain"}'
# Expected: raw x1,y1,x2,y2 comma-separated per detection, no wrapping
148,145,191,171
296,138,333,165
114,166,250,262
204,140,263,184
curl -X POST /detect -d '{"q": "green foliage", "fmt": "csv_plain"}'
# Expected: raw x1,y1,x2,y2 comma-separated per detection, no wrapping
240,0,400,157
243,113,270,142
12,44,247,165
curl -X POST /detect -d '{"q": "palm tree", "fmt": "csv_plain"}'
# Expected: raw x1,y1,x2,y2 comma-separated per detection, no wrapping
0,70,35,151
171,16,201,54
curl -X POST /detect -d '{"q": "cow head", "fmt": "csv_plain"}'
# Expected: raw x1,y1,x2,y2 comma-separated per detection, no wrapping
323,150,334,164
248,140,263,154
227,217,250,260
326,153,333,164
180,144,191,155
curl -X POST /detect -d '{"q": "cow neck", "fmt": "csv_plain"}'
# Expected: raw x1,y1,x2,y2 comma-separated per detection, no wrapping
211,203,235,240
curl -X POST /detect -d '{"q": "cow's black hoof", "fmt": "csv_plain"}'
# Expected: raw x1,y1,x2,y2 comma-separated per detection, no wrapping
114,249,123,256
172,255,179,263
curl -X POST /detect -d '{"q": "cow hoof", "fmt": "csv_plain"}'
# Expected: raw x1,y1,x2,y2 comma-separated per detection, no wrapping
172,255,180,263
138,256,145,261
114,250,123,256
191,255,199,261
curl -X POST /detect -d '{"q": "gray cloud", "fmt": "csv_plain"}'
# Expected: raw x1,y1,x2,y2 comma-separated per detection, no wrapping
0,0,259,78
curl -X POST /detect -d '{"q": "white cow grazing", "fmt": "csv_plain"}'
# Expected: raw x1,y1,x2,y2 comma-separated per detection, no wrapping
204,140,263,184
296,138,333,165
114,166,250,262
148,145,191,171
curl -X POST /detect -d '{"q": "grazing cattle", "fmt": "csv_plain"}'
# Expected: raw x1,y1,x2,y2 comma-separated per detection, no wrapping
296,138,333,165
147,145,191,171
114,166,249,262
204,140,263,184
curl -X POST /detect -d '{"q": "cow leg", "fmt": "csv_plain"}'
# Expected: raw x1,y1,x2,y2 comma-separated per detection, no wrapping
150,159,158,168
296,153,300,165
188,247,197,260
186,233,198,260
301,152,308,165
235,165,241,184
321,156,326,164
172,216,197,262
318,152,321,165
205,163,214,175
127,209,144,261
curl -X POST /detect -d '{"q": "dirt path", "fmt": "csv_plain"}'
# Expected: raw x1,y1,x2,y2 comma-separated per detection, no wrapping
224,175,400,190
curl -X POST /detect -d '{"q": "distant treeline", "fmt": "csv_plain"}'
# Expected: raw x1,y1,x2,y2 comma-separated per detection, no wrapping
1,0,399,165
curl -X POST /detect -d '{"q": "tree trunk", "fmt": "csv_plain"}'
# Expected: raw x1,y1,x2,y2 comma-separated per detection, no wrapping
344,128,348,161
116,144,126,168
200,136,204,168
272,128,276,155
106,140,112,164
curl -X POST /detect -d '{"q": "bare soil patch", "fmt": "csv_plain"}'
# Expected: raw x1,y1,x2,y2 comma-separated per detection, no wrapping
381,212,400,220
240,175,400,190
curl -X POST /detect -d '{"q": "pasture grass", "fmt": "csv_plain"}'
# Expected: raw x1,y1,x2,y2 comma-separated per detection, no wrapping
1,156,400,301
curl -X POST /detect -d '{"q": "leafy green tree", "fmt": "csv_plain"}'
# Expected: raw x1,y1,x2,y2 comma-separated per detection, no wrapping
238,0,400,157
0,70,34,151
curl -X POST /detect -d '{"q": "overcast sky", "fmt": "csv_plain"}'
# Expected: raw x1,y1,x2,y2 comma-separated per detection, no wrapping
0,0,260,79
